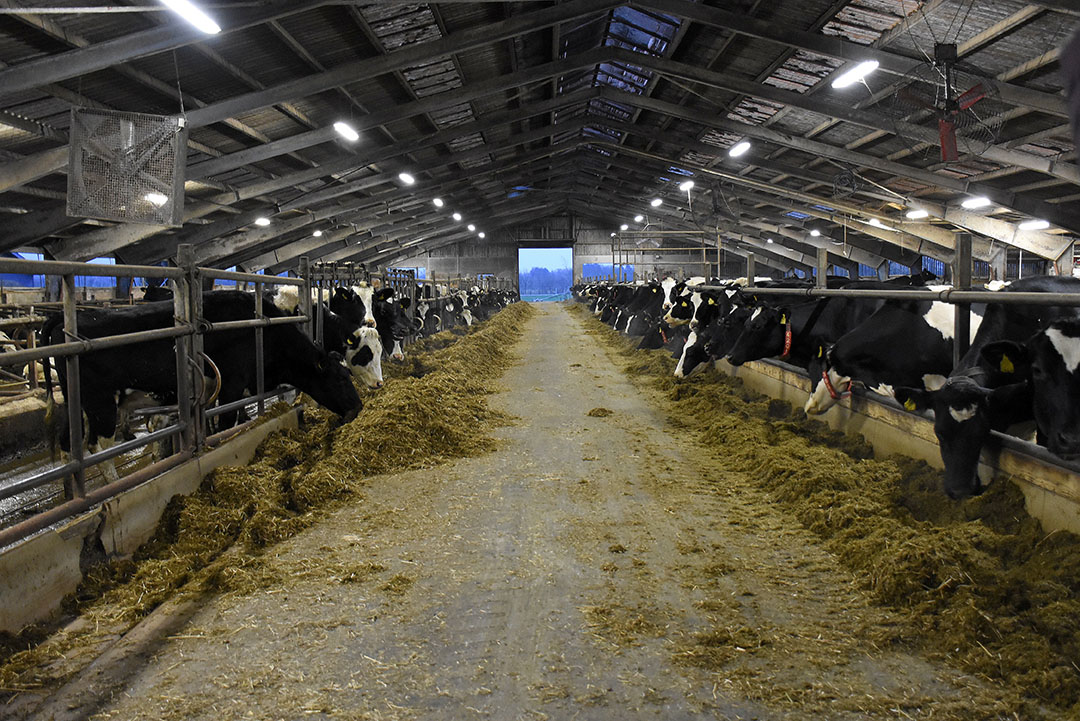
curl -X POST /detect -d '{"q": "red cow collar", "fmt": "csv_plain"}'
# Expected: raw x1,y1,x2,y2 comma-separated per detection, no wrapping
822,369,852,400
778,322,793,361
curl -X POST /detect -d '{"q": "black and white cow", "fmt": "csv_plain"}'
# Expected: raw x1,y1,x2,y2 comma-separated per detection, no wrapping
980,318,1080,460
892,276,1080,499
43,291,362,454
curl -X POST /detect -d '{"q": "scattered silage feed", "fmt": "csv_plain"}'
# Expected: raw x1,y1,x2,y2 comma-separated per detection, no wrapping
0,301,535,702
570,301,1080,718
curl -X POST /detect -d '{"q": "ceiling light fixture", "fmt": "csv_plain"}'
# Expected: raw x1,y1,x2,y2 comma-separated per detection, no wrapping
810,229,821,237
634,214,644,223
255,217,271,227
478,232,486,239
650,198,662,208
728,141,751,157
679,180,695,192
906,209,929,219
961,196,991,209
398,172,416,185
333,121,359,142
467,224,476,231
620,224,628,231
1019,219,1050,231
144,192,168,206
765,238,773,244
312,229,323,237
831,60,879,89
452,212,462,221
160,0,221,34
433,198,444,208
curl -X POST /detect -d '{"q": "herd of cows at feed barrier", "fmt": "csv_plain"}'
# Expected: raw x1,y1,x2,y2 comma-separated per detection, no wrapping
1,282,519,483
573,273,1080,500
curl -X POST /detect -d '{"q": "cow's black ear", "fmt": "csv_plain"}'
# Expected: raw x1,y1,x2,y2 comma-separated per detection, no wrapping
375,288,395,302
777,306,791,326
328,351,344,364
345,334,358,347
399,297,411,309
980,340,1030,378
333,287,351,299
894,386,932,413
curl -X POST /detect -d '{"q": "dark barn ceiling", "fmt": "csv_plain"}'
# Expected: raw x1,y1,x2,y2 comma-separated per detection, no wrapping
0,0,1077,275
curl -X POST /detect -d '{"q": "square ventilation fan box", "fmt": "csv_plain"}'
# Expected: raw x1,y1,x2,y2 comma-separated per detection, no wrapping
67,108,188,227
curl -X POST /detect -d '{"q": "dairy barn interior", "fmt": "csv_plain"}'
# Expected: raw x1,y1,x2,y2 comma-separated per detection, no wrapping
2,0,1080,718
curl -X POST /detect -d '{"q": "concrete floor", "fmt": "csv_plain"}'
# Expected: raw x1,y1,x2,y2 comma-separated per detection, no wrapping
75,304,1026,721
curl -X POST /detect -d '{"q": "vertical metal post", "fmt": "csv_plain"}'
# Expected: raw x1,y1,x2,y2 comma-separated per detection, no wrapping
315,265,325,348
816,247,829,288
953,232,973,366
299,256,313,340
174,246,195,455
190,250,206,447
746,254,756,287
254,281,265,417
61,273,84,499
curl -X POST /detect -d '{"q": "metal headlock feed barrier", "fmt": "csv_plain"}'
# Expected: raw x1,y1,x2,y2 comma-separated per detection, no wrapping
0,244,308,548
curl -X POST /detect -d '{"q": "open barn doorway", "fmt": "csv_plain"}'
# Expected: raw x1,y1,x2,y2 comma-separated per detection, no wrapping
519,247,572,301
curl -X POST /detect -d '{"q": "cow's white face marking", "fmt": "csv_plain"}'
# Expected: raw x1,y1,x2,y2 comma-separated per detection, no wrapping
624,314,634,332
390,339,405,362
725,289,737,298
949,405,978,423
922,373,947,391
345,326,384,388
463,309,474,326
804,368,851,415
1045,327,1080,373
351,284,376,326
271,286,299,314
750,307,762,322
674,331,697,378
871,383,894,398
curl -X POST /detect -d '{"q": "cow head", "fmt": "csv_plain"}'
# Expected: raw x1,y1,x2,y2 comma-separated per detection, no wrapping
983,320,1080,459
894,377,1031,500
663,295,696,326
344,326,384,389
304,350,363,421
725,305,789,366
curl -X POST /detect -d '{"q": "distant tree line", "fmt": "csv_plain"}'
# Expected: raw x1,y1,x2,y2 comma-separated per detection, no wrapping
519,266,572,295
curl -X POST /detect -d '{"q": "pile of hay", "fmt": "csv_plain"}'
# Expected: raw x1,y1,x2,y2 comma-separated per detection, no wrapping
576,303,1080,718
0,302,534,699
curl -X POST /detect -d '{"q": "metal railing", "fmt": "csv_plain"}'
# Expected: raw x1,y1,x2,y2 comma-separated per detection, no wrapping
0,245,310,546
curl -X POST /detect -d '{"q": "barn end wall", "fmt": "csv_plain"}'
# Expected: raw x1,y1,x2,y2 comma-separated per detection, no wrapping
719,359,1080,536
396,237,519,281
0,410,299,634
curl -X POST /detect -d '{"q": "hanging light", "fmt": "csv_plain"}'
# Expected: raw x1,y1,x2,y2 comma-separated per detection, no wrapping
255,217,271,227
679,180,695,192
765,238,774,244
961,196,991,209
810,229,821,237
160,0,221,34
478,232,486,239
620,224,628,231
728,141,751,157
433,198,444,208
650,198,662,208
467,224,476,231
1019,219,1050,231
906,209,929,219
452,212,462,221
831,60,879,89
398,172,416,185
333,122,359,142
634,214,644,223
312,229,323,237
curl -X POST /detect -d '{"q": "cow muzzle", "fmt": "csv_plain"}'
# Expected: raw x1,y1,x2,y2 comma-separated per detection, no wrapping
364,319,376,327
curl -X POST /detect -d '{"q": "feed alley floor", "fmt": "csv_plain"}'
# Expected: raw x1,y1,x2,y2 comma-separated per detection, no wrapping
85,304,1023,720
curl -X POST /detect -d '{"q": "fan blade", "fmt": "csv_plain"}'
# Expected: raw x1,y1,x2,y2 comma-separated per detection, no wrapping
939,117,959,162
956,83,986,111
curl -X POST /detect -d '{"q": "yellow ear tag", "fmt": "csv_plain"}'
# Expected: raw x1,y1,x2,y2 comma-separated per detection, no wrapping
779,314,787,325
817,346,823,358
1000,354,1014,373
904,399,916,412
681,301,688,307
708,297,715,305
